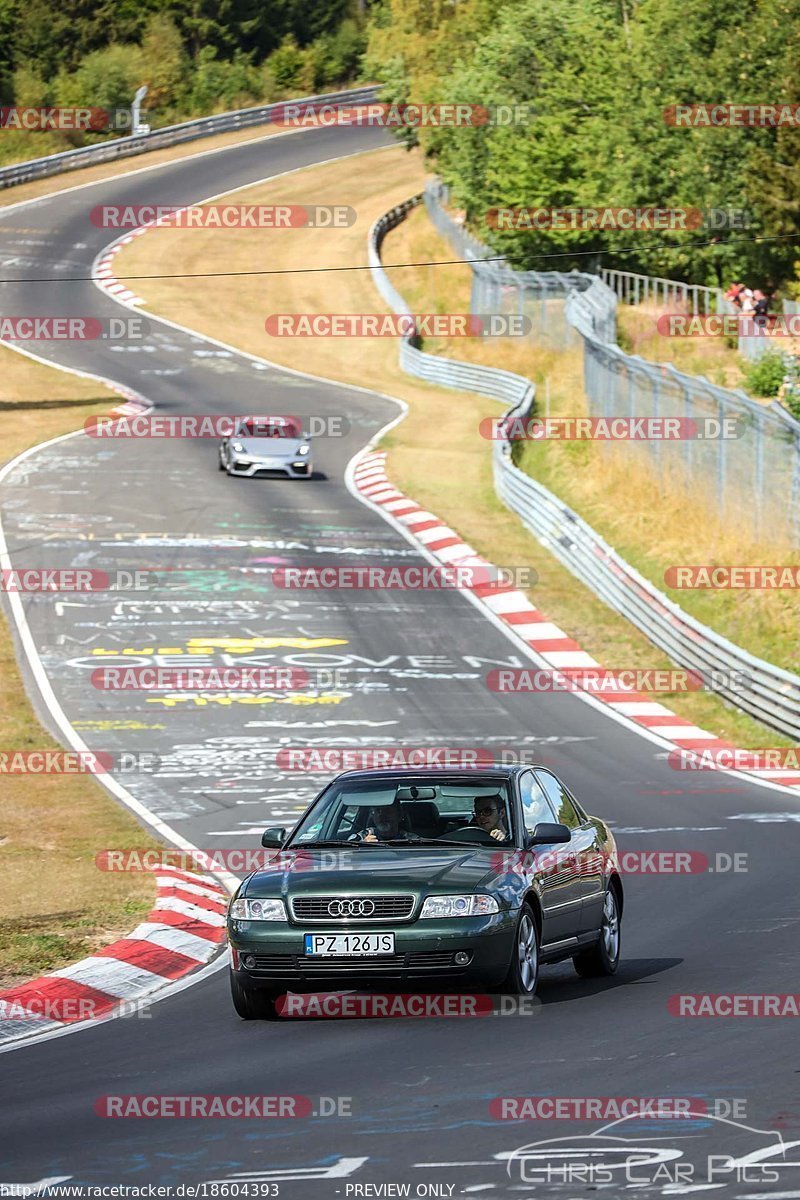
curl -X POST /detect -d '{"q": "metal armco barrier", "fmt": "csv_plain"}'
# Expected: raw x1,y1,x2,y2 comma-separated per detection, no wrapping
0,86,378,190
369,199,534,408
426,181,800,545
368,195,800,740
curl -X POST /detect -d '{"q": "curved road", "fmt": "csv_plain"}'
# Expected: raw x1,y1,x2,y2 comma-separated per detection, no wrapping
0,123,798,1195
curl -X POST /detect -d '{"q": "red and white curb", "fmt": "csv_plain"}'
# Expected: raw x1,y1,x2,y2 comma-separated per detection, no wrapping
353,451,800,792
94,230,148,307
0,867,229,1045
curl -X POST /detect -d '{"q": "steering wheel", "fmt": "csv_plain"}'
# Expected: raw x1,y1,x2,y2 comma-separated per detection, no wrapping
440,825,499,845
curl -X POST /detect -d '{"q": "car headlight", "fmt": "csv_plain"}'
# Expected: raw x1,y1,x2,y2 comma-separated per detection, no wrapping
296,444,310,456
419,894,499,919
231,441,244,453
229,897,286,921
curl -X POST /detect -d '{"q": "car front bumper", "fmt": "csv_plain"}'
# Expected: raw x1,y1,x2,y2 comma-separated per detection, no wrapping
227,457,312,478
228,911,518,992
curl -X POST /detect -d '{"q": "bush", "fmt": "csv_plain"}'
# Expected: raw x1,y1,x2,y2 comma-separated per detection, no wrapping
311,19,366,87
187,47,260,114
53,44,146,114
262,35,315,96
743,349,790,398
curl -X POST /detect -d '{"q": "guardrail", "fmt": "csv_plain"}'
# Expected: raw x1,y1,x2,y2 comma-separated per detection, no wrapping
425,181,800,543
0,85,378,190
368,194,800,740
369,198,534,407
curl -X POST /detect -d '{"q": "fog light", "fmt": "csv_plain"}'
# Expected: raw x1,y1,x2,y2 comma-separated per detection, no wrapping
243,954,256,969
454,951,471,966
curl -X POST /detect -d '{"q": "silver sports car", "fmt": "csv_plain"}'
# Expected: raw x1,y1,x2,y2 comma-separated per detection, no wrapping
219,417,313,478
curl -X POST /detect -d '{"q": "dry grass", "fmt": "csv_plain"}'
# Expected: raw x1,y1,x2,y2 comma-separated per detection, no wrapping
390,209,800,677
617,302,750,391
112,144,795,747
0,352,161,988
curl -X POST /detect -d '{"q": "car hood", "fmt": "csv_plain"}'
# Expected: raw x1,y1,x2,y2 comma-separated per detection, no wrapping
234,437,307,458
242,846,509,899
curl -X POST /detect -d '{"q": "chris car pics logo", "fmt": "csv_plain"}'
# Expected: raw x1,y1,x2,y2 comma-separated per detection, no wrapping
505,1114,800,1188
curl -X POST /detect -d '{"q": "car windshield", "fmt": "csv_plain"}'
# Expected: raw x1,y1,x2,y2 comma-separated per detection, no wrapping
291,777,514,846
237,416,301,439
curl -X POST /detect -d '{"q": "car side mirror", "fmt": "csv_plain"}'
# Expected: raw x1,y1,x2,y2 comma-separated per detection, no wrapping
261,826,287,848
526,822,571,847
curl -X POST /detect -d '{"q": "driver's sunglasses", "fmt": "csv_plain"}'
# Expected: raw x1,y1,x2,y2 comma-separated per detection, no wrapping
475,806,497,817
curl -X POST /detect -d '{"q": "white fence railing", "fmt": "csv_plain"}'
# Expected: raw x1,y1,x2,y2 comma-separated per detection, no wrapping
0,86,378,190
368,195,800,740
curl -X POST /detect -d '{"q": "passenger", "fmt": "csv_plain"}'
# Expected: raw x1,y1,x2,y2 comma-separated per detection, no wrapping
361,804,414,843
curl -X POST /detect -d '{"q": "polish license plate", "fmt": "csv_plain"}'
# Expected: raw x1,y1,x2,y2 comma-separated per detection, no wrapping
304,932,395,957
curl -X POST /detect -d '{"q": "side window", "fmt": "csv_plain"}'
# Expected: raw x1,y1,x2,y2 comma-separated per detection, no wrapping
519,771,556,834
533,770,582,830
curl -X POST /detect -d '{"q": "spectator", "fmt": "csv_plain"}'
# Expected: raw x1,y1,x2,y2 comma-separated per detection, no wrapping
740,286,755,315
725,281,744,308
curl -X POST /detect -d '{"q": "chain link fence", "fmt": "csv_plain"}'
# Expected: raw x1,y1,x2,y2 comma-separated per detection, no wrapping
368,194,800,741
425,181,800,544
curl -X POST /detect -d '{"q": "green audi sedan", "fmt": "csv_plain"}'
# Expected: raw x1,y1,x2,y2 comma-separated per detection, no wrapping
227,765,623,1018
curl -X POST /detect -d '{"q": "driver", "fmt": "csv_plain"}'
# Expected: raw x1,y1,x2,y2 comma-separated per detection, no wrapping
361,803,413,843
471,795,507,841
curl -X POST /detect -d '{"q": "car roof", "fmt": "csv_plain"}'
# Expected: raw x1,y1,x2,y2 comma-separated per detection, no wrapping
329,765,530,784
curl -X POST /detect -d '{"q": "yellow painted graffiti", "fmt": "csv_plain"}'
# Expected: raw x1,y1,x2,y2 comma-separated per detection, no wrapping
73,719,166,730
146,692,348,707
91,636,348,656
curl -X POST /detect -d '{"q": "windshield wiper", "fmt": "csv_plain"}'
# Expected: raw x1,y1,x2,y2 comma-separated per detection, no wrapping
383,837,485,847
286,839,363,849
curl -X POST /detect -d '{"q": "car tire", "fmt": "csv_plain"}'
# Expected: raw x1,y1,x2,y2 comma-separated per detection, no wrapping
218,456,225,471
230,970,277,1020
499,904,539,996
573,886,621,978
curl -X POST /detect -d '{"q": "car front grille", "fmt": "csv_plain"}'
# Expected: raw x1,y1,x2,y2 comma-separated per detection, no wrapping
289,895,416,922
246,950,463,976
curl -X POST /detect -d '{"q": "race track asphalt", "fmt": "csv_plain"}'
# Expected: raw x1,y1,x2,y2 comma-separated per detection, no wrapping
0,122,798,1196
